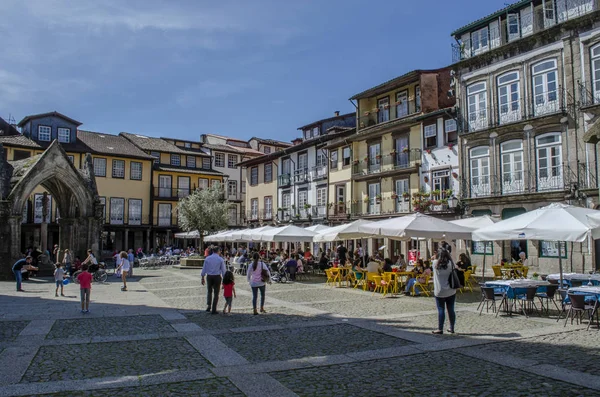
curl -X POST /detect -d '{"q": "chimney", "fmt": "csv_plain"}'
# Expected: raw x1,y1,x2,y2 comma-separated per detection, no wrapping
334,111,340,117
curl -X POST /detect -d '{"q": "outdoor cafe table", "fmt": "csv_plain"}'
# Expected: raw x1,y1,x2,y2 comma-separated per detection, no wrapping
547,273,600,286
485,280,551,315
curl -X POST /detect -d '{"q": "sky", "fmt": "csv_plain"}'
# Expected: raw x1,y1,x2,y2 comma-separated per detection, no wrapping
0,0,509,143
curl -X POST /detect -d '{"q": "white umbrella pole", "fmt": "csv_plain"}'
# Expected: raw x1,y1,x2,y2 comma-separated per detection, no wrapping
559,240,564,289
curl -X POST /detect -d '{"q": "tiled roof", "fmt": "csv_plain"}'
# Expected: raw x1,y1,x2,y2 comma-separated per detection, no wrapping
202,143,263,156
349,68,449,100
154,165,224,176
121,132,209,156
249,137,293,147
17,111,82,127
0,134,42,149
297,112,355,130
77,130,154,160
451,0,529,37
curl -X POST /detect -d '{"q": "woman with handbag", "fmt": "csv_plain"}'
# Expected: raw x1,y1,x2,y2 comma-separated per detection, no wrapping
247,253,271,315
432,246,459,334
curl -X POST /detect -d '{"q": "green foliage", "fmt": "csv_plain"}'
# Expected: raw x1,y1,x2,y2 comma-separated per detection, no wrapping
177,185,229,247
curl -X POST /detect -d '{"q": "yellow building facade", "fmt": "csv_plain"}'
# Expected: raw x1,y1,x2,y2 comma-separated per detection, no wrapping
241,158,278,225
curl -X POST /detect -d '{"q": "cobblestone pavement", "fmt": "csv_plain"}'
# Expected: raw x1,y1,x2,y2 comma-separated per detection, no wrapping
1,267,600,396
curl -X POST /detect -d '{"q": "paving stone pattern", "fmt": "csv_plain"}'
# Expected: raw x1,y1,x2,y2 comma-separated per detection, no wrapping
46,315,175,339
36,378,245,397
307,297,434,317
216,323,413,362
185,306,320,330
271,350,600,397
22,338,212,383
0,320,29,341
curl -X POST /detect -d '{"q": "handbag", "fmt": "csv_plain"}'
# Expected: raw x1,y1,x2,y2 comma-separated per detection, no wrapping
259,262,270,283
448,260,462,289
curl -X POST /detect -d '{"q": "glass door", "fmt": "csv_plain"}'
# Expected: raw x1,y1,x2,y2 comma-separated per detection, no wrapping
395,179,409,213
368,182,381,215
159,175,172,198
501,141,524,194
368,142,381,173
497,72,521,124
395,135,409,168
178,177,190,198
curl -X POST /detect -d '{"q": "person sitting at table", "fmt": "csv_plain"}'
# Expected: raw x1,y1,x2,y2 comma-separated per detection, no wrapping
304,248,313,262
518,252,527,267
456,253,471,271
404,262,432,296
395,254,407,270
366,256,381,274
318,251,330,271
382,258,393,273
285,254,299,281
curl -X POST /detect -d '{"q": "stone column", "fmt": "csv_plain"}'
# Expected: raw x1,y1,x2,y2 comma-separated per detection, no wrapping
58,218,76,256
146,229,151,253
40,192,49,253
124,228,129,250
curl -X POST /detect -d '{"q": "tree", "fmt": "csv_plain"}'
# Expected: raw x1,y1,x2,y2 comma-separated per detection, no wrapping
177,184,229,255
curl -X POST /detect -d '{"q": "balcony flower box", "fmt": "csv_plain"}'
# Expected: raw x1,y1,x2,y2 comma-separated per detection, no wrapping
448,143,454,149
402,192,410,198
391,193,399,199
431,203,448,212
375,155,382,160
402,147,409,153
389,150,397,156
363,197,370,203
353,160,359,166
426,149,432,154
452,172,458,179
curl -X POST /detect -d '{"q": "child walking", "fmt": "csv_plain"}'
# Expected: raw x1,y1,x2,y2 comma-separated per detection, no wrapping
222,271,236,314
54,263,66,297
115,251,130,291
77,264,93,313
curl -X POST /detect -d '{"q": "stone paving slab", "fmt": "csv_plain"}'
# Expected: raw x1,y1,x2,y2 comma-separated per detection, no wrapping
21,338,212,383
147,286,203,298
215,323,413,363
0,321,30,341
270,350,600,397
46,315,175,339
31,377,245,397
306,297,433,317
267,288,366,303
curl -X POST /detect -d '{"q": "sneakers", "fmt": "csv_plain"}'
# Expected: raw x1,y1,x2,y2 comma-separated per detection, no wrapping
61,294,65,297
81,310,86,314
85,310,90,314
55,293,58,297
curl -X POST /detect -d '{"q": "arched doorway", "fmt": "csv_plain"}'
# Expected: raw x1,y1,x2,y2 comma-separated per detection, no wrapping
0,141,102,278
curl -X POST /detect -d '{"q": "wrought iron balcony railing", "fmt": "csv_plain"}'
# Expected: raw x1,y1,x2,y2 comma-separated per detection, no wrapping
352,149,421,176
153,187,192,200
578,80,600,108
278,173,291,188
358,99,421,130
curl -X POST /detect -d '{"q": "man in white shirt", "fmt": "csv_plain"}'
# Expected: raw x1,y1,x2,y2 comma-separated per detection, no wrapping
201,247,226,314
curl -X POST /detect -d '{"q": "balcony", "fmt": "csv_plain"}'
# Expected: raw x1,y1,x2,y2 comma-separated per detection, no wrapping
293,169,309,184
352,150,421,178
155,216,174,227
246,210,260,222
461,89,566,134
579,81,600,108
261,209,274,221
153,187,192,200
328,203,349,219
225,191,242,201
278,174,291,188
310,165,328,181
358,100,420,130
451,1,596,63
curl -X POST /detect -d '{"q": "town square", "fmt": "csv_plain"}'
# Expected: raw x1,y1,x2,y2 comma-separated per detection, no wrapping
2,0,600,395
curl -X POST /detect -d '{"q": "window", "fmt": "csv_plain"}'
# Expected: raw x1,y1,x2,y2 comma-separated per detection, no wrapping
228,207,237,225
184,142,191,148
226,180,237,199
250,198,258,219
469,147,490,197
591,44,600,103
178,177,190,198
57,127,70,143
298,189,308,210
198,178,208,190
33,194,52,223
540,241,567,258
67,155,74,163
264,196,273,219
211,179,220,188
368,182,381,215
38,125,51,141
282,158,291,175
396,90,408,118
378,97,389,123
282,192,291,209
507,13,520,41
472,241,493,255
298,152,308,171
423,124,437,149
316,187,327,208
93,158,106,177
445,119,458,144
342,146,351,166
432,169,450,197
158,175,172,197
264,146,271,154
497,71,521,124
228,154,238,169
532,59,558,116
242,181,246,194
467,82,488,131
130,161,142,180
557,0,594,22
536,133,563,190
329,149,338,170
187,156,196,168
395,135,409,167
250,166,259,186
170,154,180,166
471,26,489,54
99,197,106,223
128,199,142,225
520,6,533,37
395,179,410,213
109,198,125,225
112,159,125,178
158,203,172,226
368,142,381,173
215,153,225,167
264,163,273,183
313,126,320,138
415,86,421,113
13,150,31,160
501,140,524,194
202,157,211,169
543,0,556,28
304,129,312,140
151,151,160,164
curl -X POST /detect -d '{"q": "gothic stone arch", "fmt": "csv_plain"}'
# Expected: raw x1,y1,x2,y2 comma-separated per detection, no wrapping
0,140,103,279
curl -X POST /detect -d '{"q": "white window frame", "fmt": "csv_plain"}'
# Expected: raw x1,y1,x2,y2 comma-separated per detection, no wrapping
93,158,107,177
342,146,351,167
536,133,563,191
214,152,225,167
282,192,291,210
469,147,490,198
368,182,381,215
500,140,524,194
38,125,51,141
250,198,258,220
250,166,259,186
112,159,125,178
532,59,559,116
507,13,520,42
444,119,458,144
329,150,338,170
298,153,308,171
109,198,125,225
151,151,160,164
497,71,521,124
228,154,238,169
396,90,409,118
57,127,70,143
178,176,190,198
227,180,237,198
170,154,181,166
395,179,410,213
130,161,142,180
313,126,320,138
158,203,172,226
467,81,488,131
202,157,211,169
424,124,437,149
591,43,600,103
378,97,390,123
264,196,273,219
471,26,489,55
186,156,196,168
198,178,208,190
264,163,273,183
128,199,142,225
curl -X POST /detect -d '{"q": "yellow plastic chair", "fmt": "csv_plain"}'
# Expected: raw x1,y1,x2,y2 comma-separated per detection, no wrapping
325,269,338,287
522,266,529,278
372,275,390,296
413,274,432,297
492,266,503,280
461,270,474,293
366,272,379,292
383,272,398,295
353,271,366,289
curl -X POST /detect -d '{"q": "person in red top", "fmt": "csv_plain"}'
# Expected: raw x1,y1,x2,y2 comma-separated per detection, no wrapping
222,271,236,314
77,264,93,314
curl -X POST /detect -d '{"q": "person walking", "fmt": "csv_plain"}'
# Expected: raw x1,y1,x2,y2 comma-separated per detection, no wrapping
201,246,226,314
127,249,135,278
115,251,130,291
246,252,271,315
62,249,73,279
432,247,458,334
12,256,32,292
77,264,93,313
222,270,236,314
54,263,66,297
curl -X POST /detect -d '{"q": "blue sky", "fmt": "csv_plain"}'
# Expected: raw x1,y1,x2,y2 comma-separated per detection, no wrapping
0,0,508,142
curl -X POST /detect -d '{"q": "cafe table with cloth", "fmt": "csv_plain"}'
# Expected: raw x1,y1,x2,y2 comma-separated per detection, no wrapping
485,279,550,315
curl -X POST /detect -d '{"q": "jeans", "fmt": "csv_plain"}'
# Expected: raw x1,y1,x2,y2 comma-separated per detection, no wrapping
65,263,72,278
435,294,456,331
14,270,22,291
251,285,266,309
287,266,297,281
206,275,222,313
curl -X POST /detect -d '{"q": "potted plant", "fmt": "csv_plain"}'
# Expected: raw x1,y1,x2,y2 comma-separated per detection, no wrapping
390,150,397,156
402,191,410,198
448,143,454,149
402,146,409,153
452,172,459,179
375,194,382,202
391,192,399,199
327,202,333,209
532,272,539,280
375,154,382,160
291,205,296,210
431,189,441,197
444,189,453,197
423,176,429,183
353,159,359,166
363,156,368,162
363,196,370,203
304,203,311,209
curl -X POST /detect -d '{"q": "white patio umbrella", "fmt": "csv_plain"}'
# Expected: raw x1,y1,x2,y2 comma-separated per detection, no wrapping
305,224,332,233
450,215,497,279
586,212,600,239
358,213,473,241
174,230,200,239
312,219,375,243
240,225,275,242
474,203,598,287
204,230,235,242
255,225,317,242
